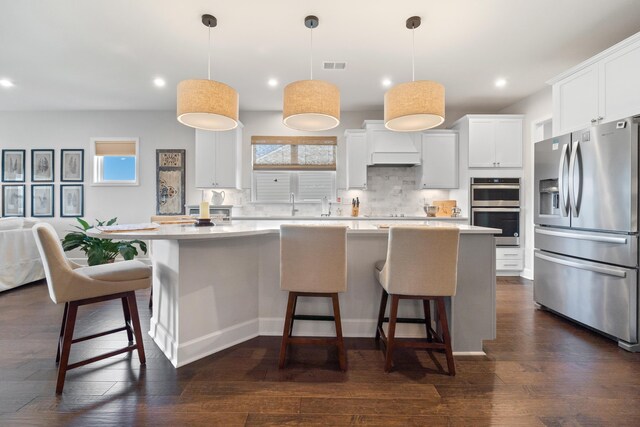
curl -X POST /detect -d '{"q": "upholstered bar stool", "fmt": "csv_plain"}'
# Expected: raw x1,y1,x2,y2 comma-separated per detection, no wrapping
32,223,151,393
374,226,460,375
279,225,348,371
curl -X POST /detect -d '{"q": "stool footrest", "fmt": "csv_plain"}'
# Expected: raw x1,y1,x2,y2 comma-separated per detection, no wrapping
382,316,427,324
287,337,340,346
71,326,129,344
293,314,335,322
66,344,139,370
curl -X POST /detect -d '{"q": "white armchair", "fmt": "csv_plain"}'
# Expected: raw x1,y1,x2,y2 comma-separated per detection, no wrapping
0,217,45,292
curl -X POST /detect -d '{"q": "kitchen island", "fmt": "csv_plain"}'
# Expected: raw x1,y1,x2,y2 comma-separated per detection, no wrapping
89,220,499,368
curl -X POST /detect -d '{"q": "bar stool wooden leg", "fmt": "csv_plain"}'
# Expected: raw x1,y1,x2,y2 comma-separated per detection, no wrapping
385,295,400,372
121,297,134,343
126,292,146,365
437,297,455,376
375,289,388,341
56,302,69,364
56,302,78,394
279,292,296,369
423,300,432,342
331,293,347,371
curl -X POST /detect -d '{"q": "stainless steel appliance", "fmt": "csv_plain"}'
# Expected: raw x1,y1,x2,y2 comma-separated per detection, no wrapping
471,178,520,246
534,116,639,351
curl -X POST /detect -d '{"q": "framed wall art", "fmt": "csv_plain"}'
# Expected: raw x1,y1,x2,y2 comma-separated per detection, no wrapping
156,149,186,215
31,149,54,182
60,184,84,217
61,149,84,182
2,149,25,182
2,184,25,217
31,184,54,217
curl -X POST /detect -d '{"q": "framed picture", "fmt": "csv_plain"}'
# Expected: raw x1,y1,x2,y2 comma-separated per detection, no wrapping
2,185,25,217
61,149,84,182
31,149,55,182
156,149,186,215
31,184,54,217
60,184,84,217
2,149,25,182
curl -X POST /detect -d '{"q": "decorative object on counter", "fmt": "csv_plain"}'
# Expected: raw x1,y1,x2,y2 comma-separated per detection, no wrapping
60,149,84,182
2,149,25,182
177,14,239,131
61,217,148,266
199,200,210,219
31,149,54,182
60,184,84,217
451,206,462,217
433,200,457,217
351,197,360,217
210,190,225,206
423,204,438,217
195,217,214,227
156,149,186,215
282,15,340,131
31,184,54,217
384,16,445,132
2,184,25,217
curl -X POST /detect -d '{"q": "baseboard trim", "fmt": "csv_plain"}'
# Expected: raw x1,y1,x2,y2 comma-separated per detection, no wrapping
520,268,533,280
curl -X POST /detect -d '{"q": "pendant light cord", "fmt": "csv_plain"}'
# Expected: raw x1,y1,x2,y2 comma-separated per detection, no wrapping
411,23,415,82
310,26,314,80
207,23,212,80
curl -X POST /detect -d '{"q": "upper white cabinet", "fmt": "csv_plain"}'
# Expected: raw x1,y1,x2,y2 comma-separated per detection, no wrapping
344,130,367,189
550,32,640,135
416,130,458,189
454,115,523,168
195,125,243,189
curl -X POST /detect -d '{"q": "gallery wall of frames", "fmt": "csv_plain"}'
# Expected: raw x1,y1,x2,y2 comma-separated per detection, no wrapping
1,149,84,218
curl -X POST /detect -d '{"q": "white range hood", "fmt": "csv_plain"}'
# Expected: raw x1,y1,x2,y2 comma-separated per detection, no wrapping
364,120,421,165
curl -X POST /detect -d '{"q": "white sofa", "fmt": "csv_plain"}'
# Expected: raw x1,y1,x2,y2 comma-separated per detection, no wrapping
0,217,45,292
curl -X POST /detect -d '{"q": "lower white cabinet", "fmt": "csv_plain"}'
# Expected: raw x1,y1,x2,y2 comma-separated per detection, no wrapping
195,125,243,189
345,130,367,189
416,130,458,189
496,247,523,271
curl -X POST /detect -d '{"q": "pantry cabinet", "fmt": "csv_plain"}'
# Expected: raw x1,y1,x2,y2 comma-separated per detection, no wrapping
551,32,640,135
344,130,367,189
416,130,458,189
195,125,243,189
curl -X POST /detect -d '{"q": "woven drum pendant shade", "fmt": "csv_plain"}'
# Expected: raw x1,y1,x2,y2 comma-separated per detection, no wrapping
384,80,445,132
177,79,239,131
283,80,340,131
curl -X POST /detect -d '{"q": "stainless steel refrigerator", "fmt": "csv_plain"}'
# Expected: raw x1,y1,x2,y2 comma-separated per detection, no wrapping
534,116,639,351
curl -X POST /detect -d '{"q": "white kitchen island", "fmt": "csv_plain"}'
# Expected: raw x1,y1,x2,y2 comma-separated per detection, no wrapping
89,220,499,368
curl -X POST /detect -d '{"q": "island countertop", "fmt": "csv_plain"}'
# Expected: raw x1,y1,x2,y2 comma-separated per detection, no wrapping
87,219,500,240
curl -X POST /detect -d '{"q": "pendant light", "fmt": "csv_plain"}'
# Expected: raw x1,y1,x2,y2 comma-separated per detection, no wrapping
384,16,444,132
177,14,239,131
283,15,340,132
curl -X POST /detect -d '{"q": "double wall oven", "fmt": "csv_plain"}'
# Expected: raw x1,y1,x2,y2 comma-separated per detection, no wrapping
470,178,520,246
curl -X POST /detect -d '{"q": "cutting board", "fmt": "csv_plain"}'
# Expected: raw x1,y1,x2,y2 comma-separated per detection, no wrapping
433,200,457,217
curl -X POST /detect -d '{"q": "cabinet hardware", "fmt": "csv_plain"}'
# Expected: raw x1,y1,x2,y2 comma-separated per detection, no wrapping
503,263,519,267
597,116,603,121
591,118,597,123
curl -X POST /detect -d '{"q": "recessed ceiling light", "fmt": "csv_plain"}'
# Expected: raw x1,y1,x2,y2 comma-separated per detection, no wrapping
268,78,278,87
153,78,166,88
382,78,392,88
495,78,507,88
0,79,15,88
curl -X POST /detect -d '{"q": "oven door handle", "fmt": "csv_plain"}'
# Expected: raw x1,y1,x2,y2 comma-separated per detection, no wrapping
471,185,520,190
472,208,521,212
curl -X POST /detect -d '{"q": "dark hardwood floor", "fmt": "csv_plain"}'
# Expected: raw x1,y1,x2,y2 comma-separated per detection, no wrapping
1,277,639,426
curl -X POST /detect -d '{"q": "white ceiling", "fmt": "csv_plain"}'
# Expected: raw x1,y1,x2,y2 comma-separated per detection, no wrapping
1,0,640,123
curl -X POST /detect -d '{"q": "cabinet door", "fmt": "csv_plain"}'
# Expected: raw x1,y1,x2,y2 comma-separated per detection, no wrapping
419,133,458,188
553,64,598,135
346,133,368,189
468,119,496,167
494,119,522,168
214,129,238,188
599,41,640,123
195,129,217,188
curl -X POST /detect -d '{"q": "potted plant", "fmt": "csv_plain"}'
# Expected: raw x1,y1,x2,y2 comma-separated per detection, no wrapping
61,217,148,266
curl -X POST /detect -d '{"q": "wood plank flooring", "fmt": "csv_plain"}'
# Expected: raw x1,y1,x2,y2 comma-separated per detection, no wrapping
1,277,639,426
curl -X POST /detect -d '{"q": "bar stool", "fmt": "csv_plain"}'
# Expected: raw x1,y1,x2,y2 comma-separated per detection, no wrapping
278,225,348,371
32,223,151,393
374,226,460,374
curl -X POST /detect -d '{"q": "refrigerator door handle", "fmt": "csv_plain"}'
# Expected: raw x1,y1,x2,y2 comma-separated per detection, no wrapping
558,143,570,217
569,139,581,217
535,228,628,244
534,252,627,278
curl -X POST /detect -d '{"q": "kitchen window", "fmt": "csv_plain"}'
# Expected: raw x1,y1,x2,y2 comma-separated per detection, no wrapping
251,136,336,202
91,138,139,186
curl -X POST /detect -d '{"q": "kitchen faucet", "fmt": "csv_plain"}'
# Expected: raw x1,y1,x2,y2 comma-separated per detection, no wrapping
290,193,299,216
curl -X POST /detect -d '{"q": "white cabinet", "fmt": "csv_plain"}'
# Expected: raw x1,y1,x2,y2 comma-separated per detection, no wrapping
462,116,523,168
416,130,458,189
551,33,640,135
195,125,242,189
496,247,524,272
345,130,367,189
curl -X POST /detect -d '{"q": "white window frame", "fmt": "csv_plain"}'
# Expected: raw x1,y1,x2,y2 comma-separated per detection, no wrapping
90,137,140,186
252,170,336,203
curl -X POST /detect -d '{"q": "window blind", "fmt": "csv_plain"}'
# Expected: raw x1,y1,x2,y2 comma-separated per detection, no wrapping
95,141,137,156
253,172,291,202
251,136,337,171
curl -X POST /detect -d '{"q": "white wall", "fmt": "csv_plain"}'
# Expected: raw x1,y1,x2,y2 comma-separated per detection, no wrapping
0,111,197,234
499,87,553,279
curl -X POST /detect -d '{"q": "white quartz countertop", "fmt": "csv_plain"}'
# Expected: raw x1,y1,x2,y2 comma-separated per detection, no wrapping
87,219,500,241
234,215,468,221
